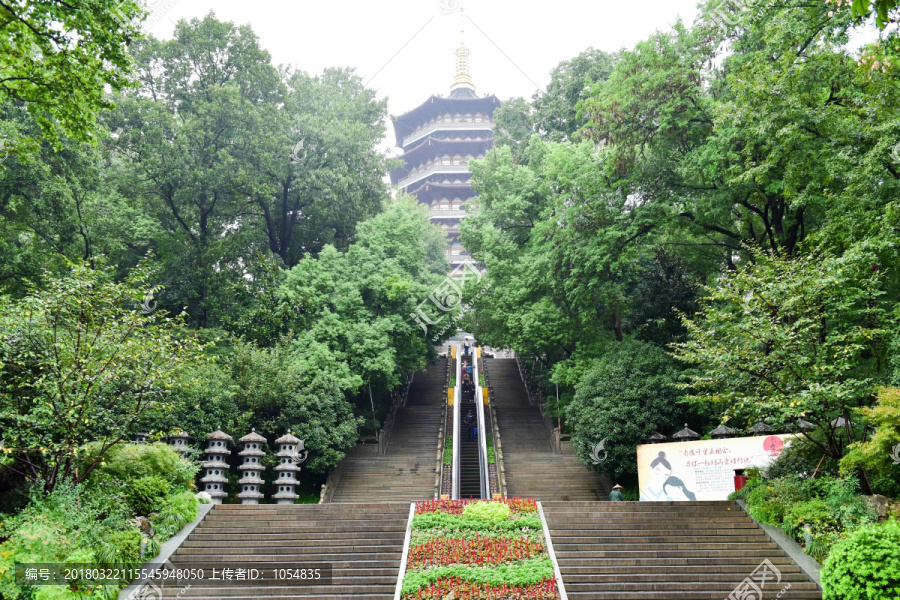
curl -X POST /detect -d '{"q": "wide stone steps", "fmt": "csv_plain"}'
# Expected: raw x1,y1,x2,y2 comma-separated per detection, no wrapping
543,500,821,600
152,503,410,600
330,360,445,503
484,358,608,501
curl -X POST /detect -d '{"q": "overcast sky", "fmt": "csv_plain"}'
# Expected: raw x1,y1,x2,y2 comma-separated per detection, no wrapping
144,0,704,149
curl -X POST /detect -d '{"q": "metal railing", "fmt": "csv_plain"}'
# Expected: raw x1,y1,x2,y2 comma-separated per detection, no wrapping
380,373,413,455
403,119,493,147
397,163,473,189
514,353,562,454
451,344,462,500
473,349,490,499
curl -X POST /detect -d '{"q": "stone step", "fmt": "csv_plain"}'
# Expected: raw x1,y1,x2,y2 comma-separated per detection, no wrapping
330,359,445,503
542,501,820,599
484,358,608,501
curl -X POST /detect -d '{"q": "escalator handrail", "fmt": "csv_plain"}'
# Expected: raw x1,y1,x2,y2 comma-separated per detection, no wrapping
451,343,462,500
473,349,490,499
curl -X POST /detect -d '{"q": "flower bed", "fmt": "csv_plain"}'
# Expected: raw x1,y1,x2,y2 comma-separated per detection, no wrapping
402,499,559,600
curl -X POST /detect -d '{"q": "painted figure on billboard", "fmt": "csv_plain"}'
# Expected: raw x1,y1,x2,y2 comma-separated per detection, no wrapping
640,451,672,501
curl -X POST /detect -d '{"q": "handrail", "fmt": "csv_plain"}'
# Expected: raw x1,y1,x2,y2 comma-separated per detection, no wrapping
514,353,561,454
451,344,462,500
319,458,345,503
381,373,413,455
474,348,490,499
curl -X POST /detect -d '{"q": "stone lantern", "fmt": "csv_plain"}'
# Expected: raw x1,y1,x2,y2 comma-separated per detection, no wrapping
237,429,267,505
749,420,774,436
200,430,232,504
168,430,190,453
644,431,667,444
132,432,149,444
794,418,816,432
673,423,699,442
710,424,736,439
273,432,305,505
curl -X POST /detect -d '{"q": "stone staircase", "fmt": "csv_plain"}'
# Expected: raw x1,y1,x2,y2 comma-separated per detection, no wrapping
156,503,409,599
542,501,822,599
330,360,445,503
484,358,608,501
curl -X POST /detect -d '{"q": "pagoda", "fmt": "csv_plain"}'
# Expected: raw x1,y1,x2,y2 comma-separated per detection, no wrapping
390,10,500,271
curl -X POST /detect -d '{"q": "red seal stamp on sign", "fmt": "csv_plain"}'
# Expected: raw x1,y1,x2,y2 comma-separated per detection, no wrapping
763,436,784,457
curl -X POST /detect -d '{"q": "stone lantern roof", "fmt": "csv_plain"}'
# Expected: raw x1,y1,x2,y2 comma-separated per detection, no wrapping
168,429,190,441
208,430,233,441
794,418,816,431
644,431,667,444
239,428,267,443
275,431,301,445
749,420,774,436
672,424,700,441
710,424,736,439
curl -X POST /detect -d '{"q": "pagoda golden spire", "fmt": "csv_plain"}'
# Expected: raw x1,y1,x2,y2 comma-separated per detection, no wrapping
451,8,475,94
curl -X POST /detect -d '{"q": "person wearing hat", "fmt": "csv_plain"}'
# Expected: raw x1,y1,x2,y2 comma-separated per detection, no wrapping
609,484,625,502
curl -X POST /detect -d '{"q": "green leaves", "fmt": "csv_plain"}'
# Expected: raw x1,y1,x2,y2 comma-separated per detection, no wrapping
0,259,205,490
0,0,144,147
673,243,897,459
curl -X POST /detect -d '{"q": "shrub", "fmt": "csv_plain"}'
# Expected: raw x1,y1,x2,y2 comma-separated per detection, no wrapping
150,491,199,539
567,340,688,479
782,499,837,539
821,520,900,600
125,476,170,516
84,442,198,491
463,500,511,522
0,479,129,599
443,436,453,466
766,434,839,479
98,528,144,564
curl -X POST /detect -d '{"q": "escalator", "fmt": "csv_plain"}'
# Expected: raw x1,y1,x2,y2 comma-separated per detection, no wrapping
459,378,481,498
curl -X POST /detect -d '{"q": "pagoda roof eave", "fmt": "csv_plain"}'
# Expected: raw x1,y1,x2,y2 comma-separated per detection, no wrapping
392,94,501,147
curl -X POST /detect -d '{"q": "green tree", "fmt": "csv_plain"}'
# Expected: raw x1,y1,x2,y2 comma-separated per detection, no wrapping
0,0,144,146
840,387,900,495
248,67,391,266
0,106,156,294
0,261,204,491
673,244,896,461
108,14,280,327
279,196,449,400
532,47,618,142
226,338,360,473
566,340,689,479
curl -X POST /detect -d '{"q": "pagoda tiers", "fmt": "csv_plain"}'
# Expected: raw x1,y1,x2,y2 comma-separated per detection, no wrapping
236,429,267,505
390,10,499,271
200,430,232,504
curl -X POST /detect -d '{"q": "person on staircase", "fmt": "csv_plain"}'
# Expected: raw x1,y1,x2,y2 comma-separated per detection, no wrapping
463,409,476,440
609,484,625,501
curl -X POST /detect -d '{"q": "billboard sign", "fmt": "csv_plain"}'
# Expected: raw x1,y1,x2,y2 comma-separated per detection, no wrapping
637,434,795,501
